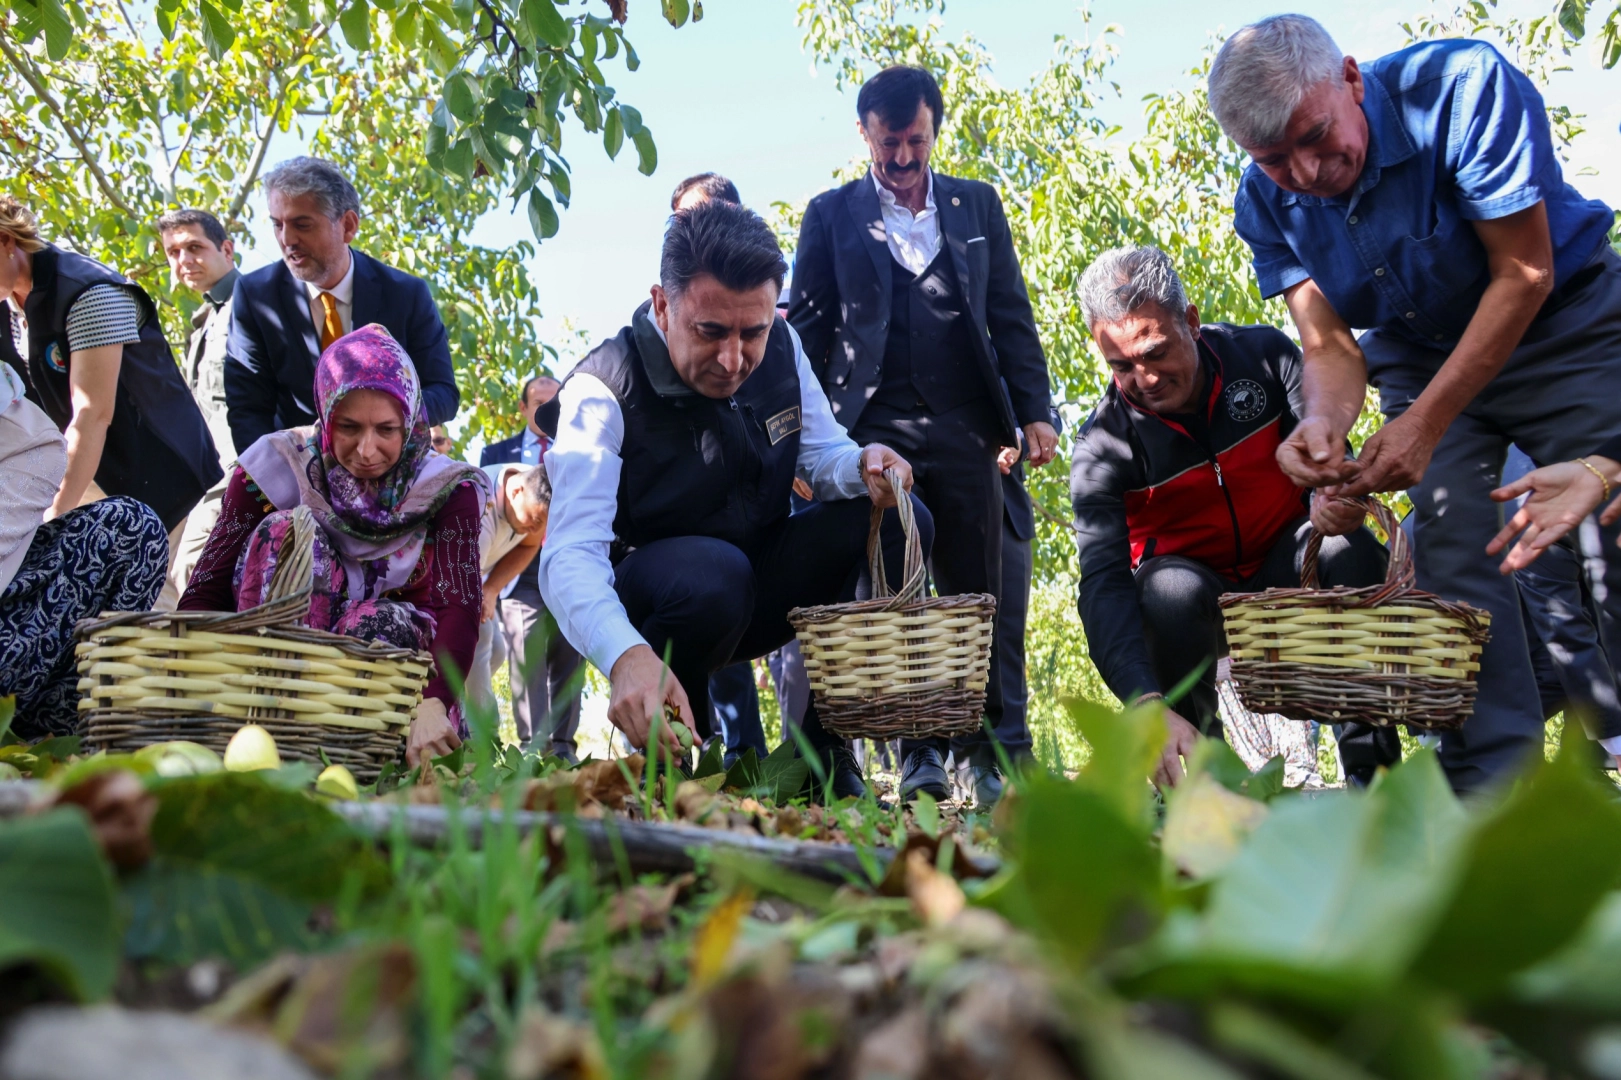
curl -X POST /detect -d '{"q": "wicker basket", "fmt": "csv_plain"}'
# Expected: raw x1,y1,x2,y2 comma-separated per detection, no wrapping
788,470,996,741
1220,499,1491,730
75,588,432,782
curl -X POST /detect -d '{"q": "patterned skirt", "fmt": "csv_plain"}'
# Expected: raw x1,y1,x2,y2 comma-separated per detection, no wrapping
1,497,168,739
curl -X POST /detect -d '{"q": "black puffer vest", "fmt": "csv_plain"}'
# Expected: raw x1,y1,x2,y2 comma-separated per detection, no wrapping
2,246,222,527
567,301,803,558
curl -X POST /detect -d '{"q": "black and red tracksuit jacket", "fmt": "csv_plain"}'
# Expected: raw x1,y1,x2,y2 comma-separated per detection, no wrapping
1069,322,1309,702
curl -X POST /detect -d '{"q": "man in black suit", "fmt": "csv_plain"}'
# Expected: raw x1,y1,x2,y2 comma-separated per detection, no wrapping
224,156,459,455
481,373,583,759
789,65,1057,803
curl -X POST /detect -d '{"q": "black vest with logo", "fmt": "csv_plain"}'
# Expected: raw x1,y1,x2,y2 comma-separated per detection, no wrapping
570,302,803,557
873,247,983,414
1,246,222,528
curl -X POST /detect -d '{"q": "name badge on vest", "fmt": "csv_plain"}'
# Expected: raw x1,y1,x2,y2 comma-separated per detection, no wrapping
765,405,802,445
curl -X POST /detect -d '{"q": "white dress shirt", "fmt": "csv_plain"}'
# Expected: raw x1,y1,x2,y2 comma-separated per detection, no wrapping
303,251,356,339
539,320,868,677
873,169,941,275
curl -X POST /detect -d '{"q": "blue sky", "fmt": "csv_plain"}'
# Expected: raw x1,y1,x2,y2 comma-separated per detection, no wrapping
238,0,1621,400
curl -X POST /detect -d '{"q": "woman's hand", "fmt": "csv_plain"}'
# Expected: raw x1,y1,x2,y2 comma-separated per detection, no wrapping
481,583,500,624
407,696,462,767
1488,456,1621,573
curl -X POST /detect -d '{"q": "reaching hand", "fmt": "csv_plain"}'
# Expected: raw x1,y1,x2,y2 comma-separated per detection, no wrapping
1153,707,1203,790
1487,456,1621,573
1276,416,1362,489
1022,421,1059,468
607,644,691,754
859,444,915,508
481,585,499,624
407,696,462,767
1310,492,1368,537
1327,411,1442,498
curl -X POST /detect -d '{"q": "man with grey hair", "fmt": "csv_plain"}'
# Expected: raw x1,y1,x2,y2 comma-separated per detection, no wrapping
224,155,458,454
1210,16,1621,791
1069,245,1397,790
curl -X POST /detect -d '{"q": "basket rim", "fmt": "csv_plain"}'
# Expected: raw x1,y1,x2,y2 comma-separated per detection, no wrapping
789,591,996,626
75,595,431,664
1219,583,1491,641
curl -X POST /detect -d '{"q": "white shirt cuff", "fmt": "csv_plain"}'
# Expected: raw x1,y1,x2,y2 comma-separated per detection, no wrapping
1599,735,1621,759
588,619,649,681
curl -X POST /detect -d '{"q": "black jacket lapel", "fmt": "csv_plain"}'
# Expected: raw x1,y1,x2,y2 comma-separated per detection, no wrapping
933,174,976,313
846,173,893,296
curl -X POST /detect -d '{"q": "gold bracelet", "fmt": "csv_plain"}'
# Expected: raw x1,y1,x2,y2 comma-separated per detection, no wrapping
1577,457,1613,503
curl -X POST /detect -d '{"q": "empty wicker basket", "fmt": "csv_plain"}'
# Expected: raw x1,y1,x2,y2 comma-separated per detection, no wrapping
789,470,996,741
1220,499,1491,730
75,589,431,782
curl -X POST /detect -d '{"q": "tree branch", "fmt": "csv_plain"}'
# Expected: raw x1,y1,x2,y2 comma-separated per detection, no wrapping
225,17,342,226
0,33,138,219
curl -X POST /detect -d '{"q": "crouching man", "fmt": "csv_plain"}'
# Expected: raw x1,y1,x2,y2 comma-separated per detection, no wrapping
469,461,551,721
538,200,931,799
1069,246,1402,788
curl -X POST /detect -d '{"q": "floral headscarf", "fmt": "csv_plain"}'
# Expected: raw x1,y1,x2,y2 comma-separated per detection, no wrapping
237,324,487,599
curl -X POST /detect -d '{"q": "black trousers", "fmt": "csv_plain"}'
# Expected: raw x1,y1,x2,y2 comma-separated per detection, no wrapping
852,399,1005,767
612,494,934,750
1134,518,1402,784
994,511,1034,762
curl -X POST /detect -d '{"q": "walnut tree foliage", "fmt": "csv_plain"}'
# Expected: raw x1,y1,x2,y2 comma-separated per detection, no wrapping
0,0,692,446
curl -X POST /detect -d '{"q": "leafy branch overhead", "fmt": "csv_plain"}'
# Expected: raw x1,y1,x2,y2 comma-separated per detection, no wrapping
0,0,689,444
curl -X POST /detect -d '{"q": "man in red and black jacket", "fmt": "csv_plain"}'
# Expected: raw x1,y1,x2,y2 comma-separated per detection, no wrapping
1070,247,1401,788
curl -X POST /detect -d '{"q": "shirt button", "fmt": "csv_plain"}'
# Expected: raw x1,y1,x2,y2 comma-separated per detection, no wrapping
1374,268,1386,277
1348,215,1358,224
1406,311,1416,319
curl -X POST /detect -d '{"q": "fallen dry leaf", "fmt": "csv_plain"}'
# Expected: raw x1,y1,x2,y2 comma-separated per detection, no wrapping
506,1004,608,1080
904,849,965,928
606,874,695,936
46,769,156,869
852,1007,930,1080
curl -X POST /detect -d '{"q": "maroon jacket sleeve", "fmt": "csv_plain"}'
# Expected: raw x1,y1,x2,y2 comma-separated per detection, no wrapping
177,467,271,611
418,480,484,709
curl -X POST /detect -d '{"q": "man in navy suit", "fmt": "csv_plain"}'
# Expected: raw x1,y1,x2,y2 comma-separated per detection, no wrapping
224,156,459,455
789,65,1057,802
481,374,583,758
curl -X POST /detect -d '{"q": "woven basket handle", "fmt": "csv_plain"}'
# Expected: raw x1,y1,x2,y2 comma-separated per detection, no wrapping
263,505,318,624
1301,496,1415,596
866,467,928,607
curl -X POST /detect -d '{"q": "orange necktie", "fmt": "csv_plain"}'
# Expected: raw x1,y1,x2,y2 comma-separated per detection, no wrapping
318,292,343,352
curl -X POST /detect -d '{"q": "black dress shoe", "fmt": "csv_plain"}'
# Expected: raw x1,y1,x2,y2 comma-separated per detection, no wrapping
969,762,1004,807
899,745,951,803
797,743,868,802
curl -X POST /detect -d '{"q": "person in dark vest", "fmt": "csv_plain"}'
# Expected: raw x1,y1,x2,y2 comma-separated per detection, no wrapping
788,65,1057,803
538,200,931,799
0,196,221,534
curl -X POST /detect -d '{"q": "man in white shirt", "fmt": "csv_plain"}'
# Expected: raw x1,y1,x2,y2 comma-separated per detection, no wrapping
788,65,1057,803
538,200,930,800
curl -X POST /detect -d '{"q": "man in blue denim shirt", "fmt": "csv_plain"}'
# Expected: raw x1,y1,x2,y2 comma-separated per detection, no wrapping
1209,14,1621,791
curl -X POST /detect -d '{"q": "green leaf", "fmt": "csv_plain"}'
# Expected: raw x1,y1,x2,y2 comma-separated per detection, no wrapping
520,0,570,47
757,738,808,803
444,71,480,124
1558,0,1588,40
123,857,314,967
526,189,559,241
338,0,370,49
691,736,725,780
149,772,388,903
1065,697,1164,830
660,0,689,28
0,696,16,745
0,809,119,1001
618,103,644,136
198,0,236,60
722,746,762,791
13,0,76,60
1013,773,1161,963
154,0,182,38
602,106,624,159
1410,740,1621,997
631,128,657,176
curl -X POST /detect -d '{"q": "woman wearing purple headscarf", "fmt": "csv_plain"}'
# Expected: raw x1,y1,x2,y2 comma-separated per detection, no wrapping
180,324,489,766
